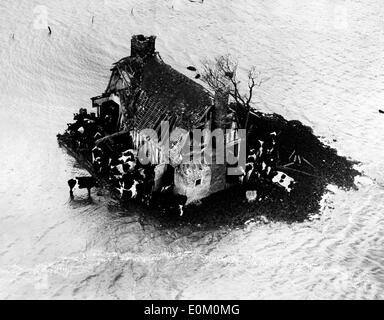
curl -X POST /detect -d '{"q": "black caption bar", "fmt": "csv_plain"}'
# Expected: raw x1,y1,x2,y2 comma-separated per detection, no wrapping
0,300,378,319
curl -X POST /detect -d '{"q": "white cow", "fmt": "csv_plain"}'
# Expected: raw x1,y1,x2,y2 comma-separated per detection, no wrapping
272,171,295,192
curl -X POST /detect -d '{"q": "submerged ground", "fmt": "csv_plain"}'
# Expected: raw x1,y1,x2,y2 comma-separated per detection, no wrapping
1,0,384,299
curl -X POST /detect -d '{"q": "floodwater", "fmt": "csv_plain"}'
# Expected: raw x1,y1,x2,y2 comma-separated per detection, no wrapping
1,0,384,299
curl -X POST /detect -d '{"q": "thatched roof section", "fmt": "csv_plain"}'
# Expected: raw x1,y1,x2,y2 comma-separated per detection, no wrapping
114,54,212,130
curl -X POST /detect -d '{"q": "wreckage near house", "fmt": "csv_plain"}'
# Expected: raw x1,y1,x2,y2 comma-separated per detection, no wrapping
88,34,247,205
57,34,359,222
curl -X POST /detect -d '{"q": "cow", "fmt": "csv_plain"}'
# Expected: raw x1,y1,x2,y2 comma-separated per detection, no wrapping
113,163,126,175
128,180,139,199
108,155,124,168
125,160,136,172
92,146,103,161
135,164,155,204
247,148,257,163
271,171,295,193
68,176,98,198
257,140,264,158
116,179,141,200
244,162,254,183
118,149,136,163
91,146,104,172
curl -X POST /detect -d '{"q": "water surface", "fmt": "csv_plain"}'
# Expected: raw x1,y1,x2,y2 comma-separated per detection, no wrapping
0,0,383,299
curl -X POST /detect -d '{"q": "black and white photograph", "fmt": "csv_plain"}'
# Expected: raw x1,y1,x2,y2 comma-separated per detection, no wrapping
0,0,383,302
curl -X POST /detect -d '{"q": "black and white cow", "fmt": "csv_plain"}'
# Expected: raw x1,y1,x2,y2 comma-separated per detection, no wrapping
247,148,257,163
68,176,98,198
116,178,141,200
91,146,104,173
135,164,155,204
271,171,295,193
118,149,136,163
92,146,103,162
117,149,136,173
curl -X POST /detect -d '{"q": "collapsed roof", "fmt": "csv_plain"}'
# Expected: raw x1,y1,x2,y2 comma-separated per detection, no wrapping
108,35,213,131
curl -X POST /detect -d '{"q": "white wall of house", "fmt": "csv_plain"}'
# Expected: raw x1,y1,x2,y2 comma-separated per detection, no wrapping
174,164,212,204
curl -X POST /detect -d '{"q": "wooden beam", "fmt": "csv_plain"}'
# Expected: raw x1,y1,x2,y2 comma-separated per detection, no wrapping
95,130,130,145
116,65,130,88
276,166,319,178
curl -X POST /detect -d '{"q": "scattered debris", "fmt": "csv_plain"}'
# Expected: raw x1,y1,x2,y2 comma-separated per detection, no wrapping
308,213,321,221
302,156,315,168
259,215,269,224
244,218,255,225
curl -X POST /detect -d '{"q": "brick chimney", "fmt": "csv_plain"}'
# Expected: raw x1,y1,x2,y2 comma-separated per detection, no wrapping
130,34,156,59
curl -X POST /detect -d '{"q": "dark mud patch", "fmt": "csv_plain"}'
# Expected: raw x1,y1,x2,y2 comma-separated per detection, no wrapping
131,112,360,230
58,111,360,232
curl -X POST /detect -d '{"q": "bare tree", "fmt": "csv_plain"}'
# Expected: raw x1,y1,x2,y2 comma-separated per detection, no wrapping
201,55,263,130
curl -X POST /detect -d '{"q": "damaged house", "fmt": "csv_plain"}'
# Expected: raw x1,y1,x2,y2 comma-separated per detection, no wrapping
90,35,244,204
58,34,360,222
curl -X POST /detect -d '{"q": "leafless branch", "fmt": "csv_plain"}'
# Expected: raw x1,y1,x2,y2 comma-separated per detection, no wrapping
200,55,264,130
